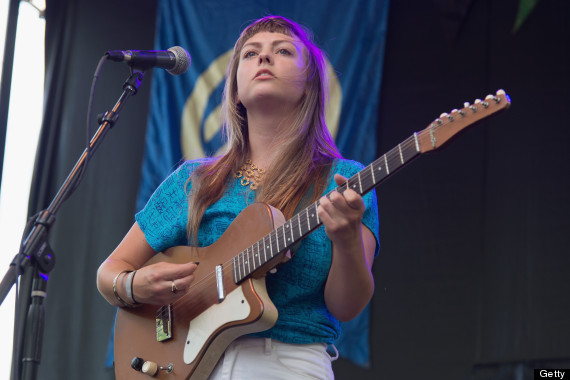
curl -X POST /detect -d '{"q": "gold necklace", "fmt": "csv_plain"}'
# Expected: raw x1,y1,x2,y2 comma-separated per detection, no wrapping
235,159,265,190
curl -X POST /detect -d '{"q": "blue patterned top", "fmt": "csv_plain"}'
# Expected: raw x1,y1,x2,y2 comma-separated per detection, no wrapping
136,158,379,344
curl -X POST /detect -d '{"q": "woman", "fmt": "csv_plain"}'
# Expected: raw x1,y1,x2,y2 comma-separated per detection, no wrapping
97,15,379,379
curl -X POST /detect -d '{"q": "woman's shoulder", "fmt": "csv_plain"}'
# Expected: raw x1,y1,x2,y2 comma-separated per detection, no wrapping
175,157,215,174
159,158,214,189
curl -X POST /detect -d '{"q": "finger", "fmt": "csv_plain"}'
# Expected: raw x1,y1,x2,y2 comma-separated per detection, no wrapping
320,192,341,214
162,261,199,280
328,190,360,214
169,272,196,294
334,173,348,186
342,189,365,211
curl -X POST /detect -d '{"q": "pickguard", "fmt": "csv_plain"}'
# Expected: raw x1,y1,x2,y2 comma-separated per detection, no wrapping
183,286,251,364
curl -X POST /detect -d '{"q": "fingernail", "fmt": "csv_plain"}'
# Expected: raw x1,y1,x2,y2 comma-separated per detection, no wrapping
193,262,200,265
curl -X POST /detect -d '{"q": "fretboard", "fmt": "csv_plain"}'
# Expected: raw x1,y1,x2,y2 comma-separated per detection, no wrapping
231,133,422,283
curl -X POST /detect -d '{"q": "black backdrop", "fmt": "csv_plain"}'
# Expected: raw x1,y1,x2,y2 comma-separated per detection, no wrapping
23,0,570,379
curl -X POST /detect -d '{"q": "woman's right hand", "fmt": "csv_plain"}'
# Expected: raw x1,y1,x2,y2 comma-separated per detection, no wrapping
132,261,199,305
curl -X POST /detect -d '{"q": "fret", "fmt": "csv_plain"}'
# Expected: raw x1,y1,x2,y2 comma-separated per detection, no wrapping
245,248,251,276
297,213,302,239
282,224,288,248
357,171,363,194
401,135,422,167
255,241,261,267
370,164,375,185
269,232,274,258
252,243,258,269
384,154,390,174
398,144,404,164
413,132,420,152
346,180,353,193
250,246,255,271
252,245,257,271
314,203,320,225
243,248,249,276
237,251,244,281
263,235,269,263
305,208,310,231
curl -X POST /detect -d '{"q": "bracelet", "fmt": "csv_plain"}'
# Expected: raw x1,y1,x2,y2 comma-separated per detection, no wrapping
112,270,135,308
131,270,139,304
125,270,139,305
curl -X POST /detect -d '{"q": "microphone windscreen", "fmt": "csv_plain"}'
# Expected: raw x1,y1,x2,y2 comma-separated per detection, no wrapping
167,46,191,76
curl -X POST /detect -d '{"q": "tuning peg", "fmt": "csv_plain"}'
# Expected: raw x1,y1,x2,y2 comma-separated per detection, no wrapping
454,108,466,117
485,91,502,103
440,112,454,122
474,99,482,104
496,89,506,95
464,102,470,108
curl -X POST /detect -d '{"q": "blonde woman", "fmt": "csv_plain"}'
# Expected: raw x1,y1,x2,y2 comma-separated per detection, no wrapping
97,15,379,379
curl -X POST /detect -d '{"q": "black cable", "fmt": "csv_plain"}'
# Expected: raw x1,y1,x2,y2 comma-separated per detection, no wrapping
64,55,108,199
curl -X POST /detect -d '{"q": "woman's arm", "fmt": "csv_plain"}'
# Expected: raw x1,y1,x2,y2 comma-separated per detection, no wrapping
319,174,376,322
96,222,198,306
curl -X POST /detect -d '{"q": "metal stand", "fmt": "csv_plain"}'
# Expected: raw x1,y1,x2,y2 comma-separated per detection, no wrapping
0,69,146,380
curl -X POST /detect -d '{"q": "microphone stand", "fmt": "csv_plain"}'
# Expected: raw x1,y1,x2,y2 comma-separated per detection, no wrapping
0,68,146,380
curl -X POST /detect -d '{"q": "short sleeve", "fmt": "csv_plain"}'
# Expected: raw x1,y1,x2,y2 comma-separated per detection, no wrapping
135,161,197,252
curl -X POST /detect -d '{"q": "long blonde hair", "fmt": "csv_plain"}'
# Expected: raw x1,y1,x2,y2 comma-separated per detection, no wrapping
187,15,341,243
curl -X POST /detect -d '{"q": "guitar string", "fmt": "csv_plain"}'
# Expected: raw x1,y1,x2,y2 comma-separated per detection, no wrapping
156,97,505,318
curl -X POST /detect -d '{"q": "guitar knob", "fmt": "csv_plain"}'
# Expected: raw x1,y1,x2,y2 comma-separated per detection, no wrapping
142,361,159,376
131,357,145,372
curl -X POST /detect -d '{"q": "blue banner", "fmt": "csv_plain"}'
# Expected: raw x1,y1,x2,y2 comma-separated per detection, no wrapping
136,0,389,368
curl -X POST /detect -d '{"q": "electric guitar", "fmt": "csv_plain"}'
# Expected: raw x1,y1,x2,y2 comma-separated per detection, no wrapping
114,90,511,379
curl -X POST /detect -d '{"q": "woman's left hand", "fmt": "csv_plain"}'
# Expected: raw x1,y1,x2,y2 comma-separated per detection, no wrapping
317,173,365,249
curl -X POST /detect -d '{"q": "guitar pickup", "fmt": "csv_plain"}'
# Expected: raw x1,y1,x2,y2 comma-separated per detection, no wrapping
156,304,173,342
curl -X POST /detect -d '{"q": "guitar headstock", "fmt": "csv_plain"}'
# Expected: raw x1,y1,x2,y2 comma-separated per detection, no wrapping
417,89,511,153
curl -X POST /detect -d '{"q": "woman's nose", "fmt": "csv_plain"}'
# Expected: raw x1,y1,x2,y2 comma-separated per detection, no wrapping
258,53,271,64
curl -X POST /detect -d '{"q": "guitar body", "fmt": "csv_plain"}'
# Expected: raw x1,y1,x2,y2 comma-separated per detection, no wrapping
114,203,286,379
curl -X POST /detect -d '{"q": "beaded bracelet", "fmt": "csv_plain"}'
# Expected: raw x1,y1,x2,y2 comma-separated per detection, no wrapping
112,270,135,308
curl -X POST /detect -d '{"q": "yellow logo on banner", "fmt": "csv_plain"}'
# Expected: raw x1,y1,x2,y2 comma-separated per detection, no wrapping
181,50,342,160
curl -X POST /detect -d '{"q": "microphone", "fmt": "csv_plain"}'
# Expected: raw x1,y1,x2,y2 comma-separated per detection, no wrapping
106,46,191,76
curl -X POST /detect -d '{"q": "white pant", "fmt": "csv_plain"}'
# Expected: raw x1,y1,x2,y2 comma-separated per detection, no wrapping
208,337,336,380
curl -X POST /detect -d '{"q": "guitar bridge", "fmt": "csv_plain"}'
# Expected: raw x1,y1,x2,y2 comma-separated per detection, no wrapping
156,304,173,342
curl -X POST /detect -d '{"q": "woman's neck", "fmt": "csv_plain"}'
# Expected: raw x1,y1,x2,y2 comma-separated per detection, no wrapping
245,106,297,169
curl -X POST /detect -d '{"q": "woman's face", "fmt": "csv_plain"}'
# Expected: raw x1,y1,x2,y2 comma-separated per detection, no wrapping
236,31,307,110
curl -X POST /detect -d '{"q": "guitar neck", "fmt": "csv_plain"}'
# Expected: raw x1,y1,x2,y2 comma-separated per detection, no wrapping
232,90,511,283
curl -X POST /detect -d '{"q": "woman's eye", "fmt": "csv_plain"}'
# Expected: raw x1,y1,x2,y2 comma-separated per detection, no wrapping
243,51,257,59
277,48,291,55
